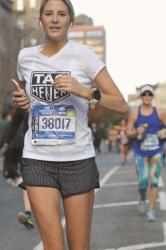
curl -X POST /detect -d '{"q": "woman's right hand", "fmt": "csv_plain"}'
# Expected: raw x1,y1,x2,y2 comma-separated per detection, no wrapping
137,126,145,136
12,89,29,110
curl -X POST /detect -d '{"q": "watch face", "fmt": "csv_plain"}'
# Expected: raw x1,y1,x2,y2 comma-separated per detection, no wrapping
93,89,101,100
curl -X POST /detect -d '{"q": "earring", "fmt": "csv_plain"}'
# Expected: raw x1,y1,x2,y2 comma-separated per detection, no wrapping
39,21,43,30
68,22,73,30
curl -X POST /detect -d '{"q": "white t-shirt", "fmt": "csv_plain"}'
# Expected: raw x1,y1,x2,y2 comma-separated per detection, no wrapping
17,40,105,161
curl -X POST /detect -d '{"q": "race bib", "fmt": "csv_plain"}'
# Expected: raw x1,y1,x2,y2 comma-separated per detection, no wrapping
141,134,159,151
31,104,76,145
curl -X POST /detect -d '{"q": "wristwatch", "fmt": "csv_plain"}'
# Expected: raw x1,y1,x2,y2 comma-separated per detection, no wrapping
89,88,101,104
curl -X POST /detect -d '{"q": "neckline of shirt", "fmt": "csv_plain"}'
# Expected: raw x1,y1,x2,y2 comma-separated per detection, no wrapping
36,40,71,60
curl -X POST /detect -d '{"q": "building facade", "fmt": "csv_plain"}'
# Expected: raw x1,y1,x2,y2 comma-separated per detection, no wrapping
69,14,106,123
0,0,15,113
128,82,166,110
0,0,42,114
13,0,41,47
154,82,166,109
69,14,106,62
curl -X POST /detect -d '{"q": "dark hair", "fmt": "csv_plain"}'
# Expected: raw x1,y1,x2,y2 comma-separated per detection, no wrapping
40,0,75,23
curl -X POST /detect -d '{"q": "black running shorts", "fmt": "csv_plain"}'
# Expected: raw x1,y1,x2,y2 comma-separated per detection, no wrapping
21,157,100,198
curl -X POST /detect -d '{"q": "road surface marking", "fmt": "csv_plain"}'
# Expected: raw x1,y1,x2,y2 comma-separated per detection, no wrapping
102,181,137,187
102,222,166,250
99,165,120,187
102,177,164,188
159,177,164,187
94,198,161,209
159,191,166,210
94,201,138,208
115,170,135,174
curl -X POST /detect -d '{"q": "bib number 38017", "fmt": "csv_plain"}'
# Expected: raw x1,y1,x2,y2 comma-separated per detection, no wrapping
41,117,71,130
31,104,76,145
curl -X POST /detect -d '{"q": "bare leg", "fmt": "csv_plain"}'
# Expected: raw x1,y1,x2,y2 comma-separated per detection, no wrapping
120,144,127,164
148,153,161,211
23,190,31,211
148,187,158,211
136,155,148,201
63,190,94,250
138,188,147,201
26,186,65,250
17,190,34,229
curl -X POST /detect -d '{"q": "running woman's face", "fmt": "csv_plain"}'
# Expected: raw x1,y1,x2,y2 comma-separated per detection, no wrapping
141,91,153,105
40,0,71,43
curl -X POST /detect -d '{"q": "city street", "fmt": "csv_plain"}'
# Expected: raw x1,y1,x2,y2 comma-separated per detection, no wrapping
0,152,166,250
0,1,166,250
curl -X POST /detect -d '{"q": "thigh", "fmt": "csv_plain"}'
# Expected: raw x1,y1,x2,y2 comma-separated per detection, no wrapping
26,186,64,248
135,154,149,186
135,154,147,177
149,153,163,185
63,190,94,250
120,143,125,153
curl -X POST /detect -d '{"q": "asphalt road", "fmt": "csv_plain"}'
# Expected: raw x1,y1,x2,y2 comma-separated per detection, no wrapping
0,152,166,250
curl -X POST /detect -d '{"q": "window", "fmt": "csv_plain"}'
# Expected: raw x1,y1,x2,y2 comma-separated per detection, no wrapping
30,38,37,45
29,17,36,30
16,15,24,30
86,30,103,38
69,31,84,38
16,0,24,11
93,46,103,53
85,39,102,46
29,0,36,8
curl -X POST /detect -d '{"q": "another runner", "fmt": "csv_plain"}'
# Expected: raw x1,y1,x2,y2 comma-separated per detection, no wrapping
127,84,166,221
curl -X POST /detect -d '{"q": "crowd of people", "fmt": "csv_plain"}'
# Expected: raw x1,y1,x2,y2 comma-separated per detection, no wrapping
0,0,166,249
0,108,34,229
90,119,130,165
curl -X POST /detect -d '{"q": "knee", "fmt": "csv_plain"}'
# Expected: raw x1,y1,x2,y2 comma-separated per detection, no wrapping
150,183,158,188
139,178,148,189
149,175,159,188
70,246,89,250
43,241,65,250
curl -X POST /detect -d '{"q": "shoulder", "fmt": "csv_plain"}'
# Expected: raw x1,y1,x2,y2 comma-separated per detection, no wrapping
69,40,104,76
70,40,98,57
155,107,165,120
18,45,40,60
70,40,90,50
129,107,139,120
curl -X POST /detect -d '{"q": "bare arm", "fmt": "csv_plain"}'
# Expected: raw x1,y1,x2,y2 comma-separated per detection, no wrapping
94,68,128,113
127,109,138,138
156,109,166,139
158,109,166,127
54,68,128,114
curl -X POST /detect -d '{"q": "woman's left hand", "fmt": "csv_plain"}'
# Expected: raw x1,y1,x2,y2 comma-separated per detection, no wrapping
53,74,86,97
157,129,166,139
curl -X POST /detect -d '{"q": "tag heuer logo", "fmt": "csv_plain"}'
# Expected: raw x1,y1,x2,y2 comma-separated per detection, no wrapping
31,71,70,104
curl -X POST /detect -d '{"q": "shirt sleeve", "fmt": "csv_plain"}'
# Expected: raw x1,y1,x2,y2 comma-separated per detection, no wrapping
17,50,25,81
83,46,105,80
